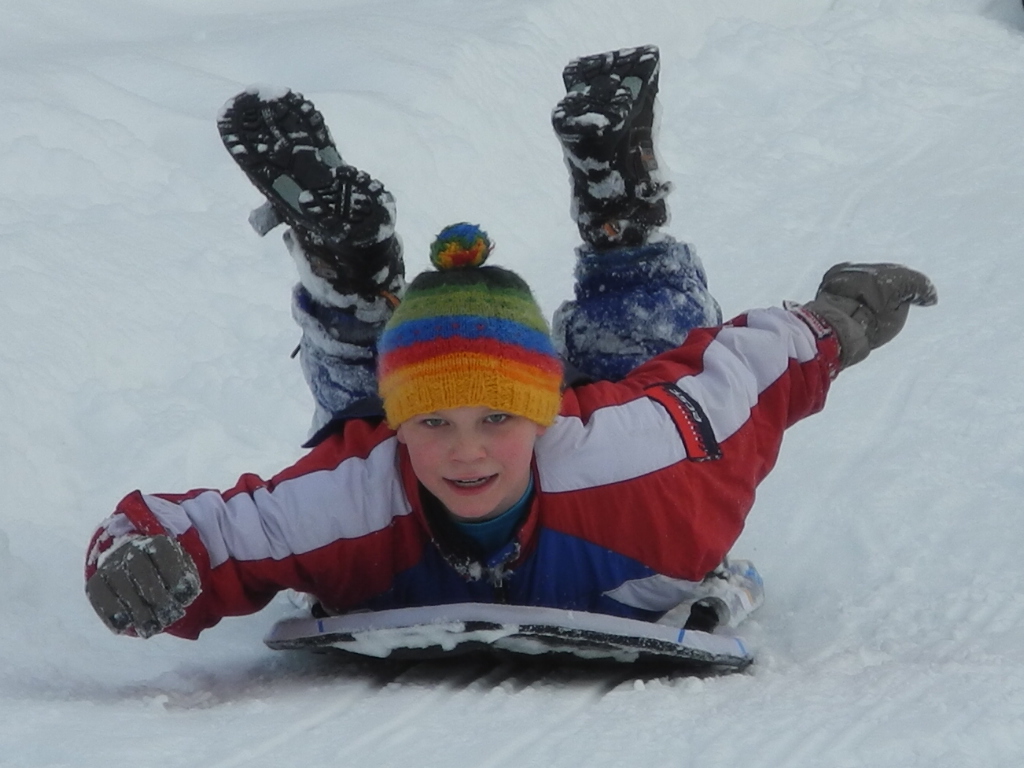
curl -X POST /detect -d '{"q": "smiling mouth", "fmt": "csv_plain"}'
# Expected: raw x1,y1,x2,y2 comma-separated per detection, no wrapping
447,475,497,489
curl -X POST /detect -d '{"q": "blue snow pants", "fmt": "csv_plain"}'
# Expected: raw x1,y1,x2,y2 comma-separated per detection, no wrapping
292,237,721,434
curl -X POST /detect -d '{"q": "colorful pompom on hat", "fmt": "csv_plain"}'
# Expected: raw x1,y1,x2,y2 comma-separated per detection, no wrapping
377,223,563,428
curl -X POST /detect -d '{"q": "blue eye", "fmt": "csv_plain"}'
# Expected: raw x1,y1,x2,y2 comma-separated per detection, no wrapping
422,418,446,428
485,413,511,425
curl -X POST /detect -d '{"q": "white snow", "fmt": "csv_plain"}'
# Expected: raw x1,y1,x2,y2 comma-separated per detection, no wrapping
3,0,1024,765
587,169,627,199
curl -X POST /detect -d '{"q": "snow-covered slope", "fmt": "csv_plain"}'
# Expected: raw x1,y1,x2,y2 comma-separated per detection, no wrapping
3,1,1024,765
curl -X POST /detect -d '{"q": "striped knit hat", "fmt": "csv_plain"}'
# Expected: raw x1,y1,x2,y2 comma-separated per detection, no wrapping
377,223,563,428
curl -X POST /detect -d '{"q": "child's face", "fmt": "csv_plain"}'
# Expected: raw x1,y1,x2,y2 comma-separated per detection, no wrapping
396,406,546,521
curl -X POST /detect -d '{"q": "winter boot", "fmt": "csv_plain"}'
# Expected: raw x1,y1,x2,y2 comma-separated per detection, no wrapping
681,558,765,632
551,45,670,249
218,87,404,315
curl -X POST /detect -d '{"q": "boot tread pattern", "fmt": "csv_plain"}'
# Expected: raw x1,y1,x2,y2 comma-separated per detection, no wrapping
218,89,394,250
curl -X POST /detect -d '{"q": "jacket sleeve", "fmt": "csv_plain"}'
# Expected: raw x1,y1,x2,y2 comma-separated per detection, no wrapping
538,307,841,581
84,419,420,639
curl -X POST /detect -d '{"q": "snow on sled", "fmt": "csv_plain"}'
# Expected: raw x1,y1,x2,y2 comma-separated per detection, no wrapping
264,602,753,671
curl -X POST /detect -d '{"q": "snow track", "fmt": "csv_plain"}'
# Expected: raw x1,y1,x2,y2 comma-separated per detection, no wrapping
4,1,1024,766
204,673,381,768
199,657,639,768
471,668,634,768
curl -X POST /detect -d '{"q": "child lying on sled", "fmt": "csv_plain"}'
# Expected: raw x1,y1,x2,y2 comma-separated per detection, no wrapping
85,46,935,640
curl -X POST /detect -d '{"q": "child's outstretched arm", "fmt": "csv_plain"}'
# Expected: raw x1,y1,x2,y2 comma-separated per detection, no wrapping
541,263,935,589
85,419,412,639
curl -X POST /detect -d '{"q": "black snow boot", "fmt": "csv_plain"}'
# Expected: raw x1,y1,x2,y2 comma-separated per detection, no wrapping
218,88,403,306
551,45,670,249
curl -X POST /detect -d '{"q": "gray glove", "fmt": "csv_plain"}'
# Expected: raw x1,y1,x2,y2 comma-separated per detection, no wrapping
86,535,201,638
804,262,937,368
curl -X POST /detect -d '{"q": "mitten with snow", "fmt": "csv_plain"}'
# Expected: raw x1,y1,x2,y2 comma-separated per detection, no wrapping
86,535,200,638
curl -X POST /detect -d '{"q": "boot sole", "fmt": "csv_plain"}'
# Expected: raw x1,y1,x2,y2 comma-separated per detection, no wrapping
552,45,660,148
218,88,394,249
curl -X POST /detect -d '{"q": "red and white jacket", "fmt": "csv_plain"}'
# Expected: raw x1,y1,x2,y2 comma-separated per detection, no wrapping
85,307,840,639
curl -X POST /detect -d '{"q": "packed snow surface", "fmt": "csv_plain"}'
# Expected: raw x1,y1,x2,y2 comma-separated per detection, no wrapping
3,0,1024,765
